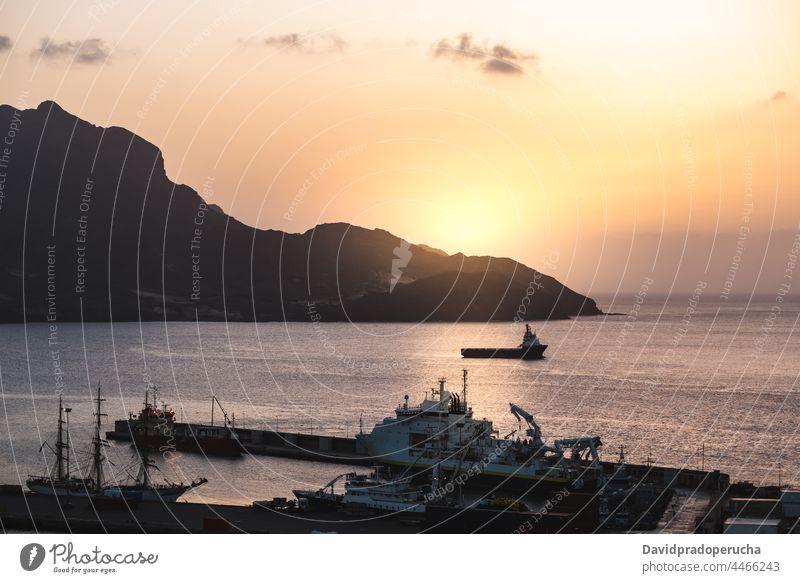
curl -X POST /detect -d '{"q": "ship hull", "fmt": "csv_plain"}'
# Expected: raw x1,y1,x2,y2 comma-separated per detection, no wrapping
291,490,341,510
26,480,96,498
374,458,599,494
28,480,193,503
342,494,426,515
103,486,191,503
460,345,547,360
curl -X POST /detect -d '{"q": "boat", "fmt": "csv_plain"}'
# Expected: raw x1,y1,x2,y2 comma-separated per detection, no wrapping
341,467,428,515
253,497,297,511
26,394,101,498
125,384,176,448
461,324,547,359
355,370,604,494
292,472,359,510
108,414,208,502
103,479,208,503
120,387,242,457
598,446,637,528
28,387,207,503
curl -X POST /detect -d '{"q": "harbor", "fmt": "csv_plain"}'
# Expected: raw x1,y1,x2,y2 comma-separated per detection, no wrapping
2,6,799,576
3,369,797,534
3,475,798,533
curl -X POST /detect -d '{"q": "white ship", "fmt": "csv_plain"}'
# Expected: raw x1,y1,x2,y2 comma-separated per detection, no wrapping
342,468,428,515
356,371,604,493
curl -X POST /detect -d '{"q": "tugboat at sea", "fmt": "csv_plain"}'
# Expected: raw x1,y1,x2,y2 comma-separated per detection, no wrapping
461,324,547,360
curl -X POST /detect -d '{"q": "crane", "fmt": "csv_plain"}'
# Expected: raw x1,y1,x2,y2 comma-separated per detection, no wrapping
210,395,239,439
509,402,543,445
509,402,565,457
554,436,603,468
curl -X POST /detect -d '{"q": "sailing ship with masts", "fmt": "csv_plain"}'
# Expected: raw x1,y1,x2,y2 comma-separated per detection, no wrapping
27,388,207,502
27,394,97,497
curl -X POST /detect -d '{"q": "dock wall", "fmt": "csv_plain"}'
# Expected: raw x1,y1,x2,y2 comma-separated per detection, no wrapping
107,419,373,465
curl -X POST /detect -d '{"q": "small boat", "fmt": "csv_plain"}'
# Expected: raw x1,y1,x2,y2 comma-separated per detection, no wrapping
341,467,428,515
253,497,297,511
123,388,242,457
461,324,547,360
292,472,359,510
601,447,635,497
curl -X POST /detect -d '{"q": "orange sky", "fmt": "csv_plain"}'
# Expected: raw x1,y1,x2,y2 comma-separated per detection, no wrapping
1,0,798,294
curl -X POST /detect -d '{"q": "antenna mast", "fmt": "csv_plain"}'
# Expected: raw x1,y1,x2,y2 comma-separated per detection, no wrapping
462,369,468,407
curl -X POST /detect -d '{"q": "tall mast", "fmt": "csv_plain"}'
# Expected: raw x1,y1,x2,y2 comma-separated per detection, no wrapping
64,405,72,481
137,386,151,489
462,369,468,408
140,451,152,488
90,385,108,492
54,395,65,480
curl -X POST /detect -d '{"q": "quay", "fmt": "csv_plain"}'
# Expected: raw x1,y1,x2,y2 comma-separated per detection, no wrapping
0,488,416,534
107,418,731,494
4,479,796,533
106,419,374,465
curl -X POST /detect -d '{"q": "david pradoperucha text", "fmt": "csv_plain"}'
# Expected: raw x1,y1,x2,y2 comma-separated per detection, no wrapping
643,544,760,559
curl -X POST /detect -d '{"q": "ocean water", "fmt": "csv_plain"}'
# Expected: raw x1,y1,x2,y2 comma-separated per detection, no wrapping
1,295,798,504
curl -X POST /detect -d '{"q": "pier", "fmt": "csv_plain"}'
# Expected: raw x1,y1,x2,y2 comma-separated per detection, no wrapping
106,419,374,465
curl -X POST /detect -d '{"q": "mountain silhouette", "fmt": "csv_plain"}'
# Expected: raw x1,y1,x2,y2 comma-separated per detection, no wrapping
0,101,602,322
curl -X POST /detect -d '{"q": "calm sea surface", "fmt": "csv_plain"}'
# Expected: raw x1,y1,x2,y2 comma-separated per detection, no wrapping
1,296,798,504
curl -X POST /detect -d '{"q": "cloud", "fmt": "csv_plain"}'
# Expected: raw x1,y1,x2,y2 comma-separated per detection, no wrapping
31,37,110,64
758,90,792,107
243,31,349,54
0,36,11,51
432,33,485,60
431,33,538,75
481,58,523,75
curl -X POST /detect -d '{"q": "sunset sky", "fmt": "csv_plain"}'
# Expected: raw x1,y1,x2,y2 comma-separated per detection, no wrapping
1,0,798,295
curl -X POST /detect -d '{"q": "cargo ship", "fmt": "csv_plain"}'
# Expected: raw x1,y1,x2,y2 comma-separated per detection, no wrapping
461,324,547,360
355,371,603,493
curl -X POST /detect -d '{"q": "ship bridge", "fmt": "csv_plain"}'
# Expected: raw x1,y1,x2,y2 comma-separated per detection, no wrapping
394,375,472,418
